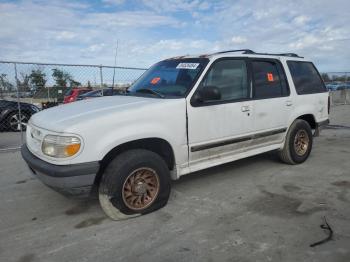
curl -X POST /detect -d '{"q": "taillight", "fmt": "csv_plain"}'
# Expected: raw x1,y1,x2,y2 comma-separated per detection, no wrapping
328,95,330,115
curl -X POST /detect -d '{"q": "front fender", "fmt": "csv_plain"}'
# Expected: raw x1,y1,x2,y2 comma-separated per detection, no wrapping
71,99,188,167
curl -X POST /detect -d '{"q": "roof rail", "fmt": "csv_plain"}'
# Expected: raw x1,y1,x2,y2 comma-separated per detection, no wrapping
213,49,255,55
252,52,303,58
213,49,303,58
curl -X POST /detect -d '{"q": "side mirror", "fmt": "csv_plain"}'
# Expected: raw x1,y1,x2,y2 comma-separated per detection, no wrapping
194,86,221,103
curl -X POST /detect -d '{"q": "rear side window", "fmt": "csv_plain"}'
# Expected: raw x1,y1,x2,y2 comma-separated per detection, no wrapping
252,60,289,99
287,61,327,94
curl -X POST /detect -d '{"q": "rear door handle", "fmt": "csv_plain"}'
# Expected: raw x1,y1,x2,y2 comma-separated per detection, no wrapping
286,101,293,106
241,105,250,112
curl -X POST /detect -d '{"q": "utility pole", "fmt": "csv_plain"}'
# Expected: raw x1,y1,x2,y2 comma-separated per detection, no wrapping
112,40,118,93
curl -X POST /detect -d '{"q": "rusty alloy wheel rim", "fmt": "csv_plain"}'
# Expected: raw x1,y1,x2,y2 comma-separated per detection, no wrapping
122,167,160,211
294,129,310,156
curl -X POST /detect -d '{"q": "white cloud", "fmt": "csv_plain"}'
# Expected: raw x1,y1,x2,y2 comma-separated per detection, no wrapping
0,0,349,72
102,0,124,6
0,1,183,67
82,11,181,28
56,31,76,40
193,0,350,71
293,15,311,26
231,36,247,44
142,0,211,12
85,43,106,52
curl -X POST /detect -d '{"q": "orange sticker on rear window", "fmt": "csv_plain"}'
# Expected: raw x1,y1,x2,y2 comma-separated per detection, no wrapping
151,77,160,84
267,73,274,82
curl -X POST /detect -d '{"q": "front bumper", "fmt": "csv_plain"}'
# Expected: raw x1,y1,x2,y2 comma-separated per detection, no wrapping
21,144,99,197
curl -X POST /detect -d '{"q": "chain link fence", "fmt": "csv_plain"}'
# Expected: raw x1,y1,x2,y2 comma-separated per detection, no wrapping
321,72,350,105
0,61,146,151
1,60,349,151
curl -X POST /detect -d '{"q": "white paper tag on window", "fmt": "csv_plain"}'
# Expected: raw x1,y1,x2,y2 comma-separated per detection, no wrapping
176,63,199,69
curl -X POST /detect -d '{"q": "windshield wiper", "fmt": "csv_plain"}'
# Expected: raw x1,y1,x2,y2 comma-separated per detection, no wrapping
135,88,165,98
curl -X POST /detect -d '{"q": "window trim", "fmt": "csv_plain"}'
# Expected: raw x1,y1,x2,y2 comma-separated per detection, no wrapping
250,58,291,100
190,57,252,107
286,60,327,95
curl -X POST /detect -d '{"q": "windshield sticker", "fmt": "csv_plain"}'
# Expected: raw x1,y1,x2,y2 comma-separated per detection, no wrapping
176,63,200,70
151,77,161,84
267,73,274,82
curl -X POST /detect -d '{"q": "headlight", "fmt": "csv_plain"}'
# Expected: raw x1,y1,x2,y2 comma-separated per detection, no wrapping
42,135,81,158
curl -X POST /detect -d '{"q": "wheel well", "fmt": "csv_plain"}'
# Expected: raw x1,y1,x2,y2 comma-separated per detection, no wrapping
94,138,175,186
297,114,316,129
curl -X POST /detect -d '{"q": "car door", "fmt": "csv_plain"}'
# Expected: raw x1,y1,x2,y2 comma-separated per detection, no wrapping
250,58,292,148
187,58,254,172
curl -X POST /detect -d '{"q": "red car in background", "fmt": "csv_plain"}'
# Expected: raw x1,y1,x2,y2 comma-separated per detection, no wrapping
63,88,91,104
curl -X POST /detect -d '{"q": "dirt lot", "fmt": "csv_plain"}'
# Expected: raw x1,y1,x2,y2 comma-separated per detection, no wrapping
0,105,349,262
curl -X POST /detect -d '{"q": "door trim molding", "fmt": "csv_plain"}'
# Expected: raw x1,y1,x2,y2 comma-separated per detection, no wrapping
190,127,287,152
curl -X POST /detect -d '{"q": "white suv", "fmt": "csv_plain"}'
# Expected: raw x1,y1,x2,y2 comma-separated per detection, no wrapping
21,50,330,220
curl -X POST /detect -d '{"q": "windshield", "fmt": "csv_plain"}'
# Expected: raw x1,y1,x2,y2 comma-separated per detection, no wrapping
65,89,73,96
128,58,209,98
81,90,102,97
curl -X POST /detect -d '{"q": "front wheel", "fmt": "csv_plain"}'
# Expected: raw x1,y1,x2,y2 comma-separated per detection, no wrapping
98,149,171,220
278,119,313,165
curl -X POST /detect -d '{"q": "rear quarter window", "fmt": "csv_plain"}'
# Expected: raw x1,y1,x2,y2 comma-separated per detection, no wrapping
287,61,327,94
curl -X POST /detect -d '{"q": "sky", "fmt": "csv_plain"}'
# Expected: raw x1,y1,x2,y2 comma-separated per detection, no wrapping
0,0,349,72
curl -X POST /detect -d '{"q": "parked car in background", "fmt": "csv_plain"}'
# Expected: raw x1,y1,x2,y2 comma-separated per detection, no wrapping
0,100,40,131
325,82,350,91
63,88,91,104
325,83,337,91
41,101,59,109
76,88,121,101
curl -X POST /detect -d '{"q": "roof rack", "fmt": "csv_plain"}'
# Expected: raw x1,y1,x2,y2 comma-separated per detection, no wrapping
213,49,303,58
213,49,254,55
250,52,303,58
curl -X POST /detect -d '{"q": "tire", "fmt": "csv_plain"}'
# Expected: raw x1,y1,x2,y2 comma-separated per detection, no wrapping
98,149,171,220
278,119,313,165
6,111,29,132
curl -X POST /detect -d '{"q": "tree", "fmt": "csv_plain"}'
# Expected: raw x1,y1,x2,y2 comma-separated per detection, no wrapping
16,73,30,92
69,79,81,87
52,68,71,88
332,75,347,82
29,69,47,92
320,73,330,82
0,74,14,97
52,68,81,88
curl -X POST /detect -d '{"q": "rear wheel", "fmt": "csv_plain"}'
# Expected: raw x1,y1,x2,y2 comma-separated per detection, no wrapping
98,149,171,220
278,119,313,164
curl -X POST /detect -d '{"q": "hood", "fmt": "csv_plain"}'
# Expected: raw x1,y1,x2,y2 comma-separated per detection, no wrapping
30,95,166,132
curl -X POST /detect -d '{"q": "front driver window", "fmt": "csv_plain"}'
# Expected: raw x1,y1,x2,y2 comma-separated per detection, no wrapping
198,59,249,101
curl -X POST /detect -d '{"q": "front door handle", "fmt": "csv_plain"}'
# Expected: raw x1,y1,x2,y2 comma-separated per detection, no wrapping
286,101,293,106
241,105,250,112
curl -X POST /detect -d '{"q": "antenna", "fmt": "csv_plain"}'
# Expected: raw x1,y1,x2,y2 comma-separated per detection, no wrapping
111,40,118,92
